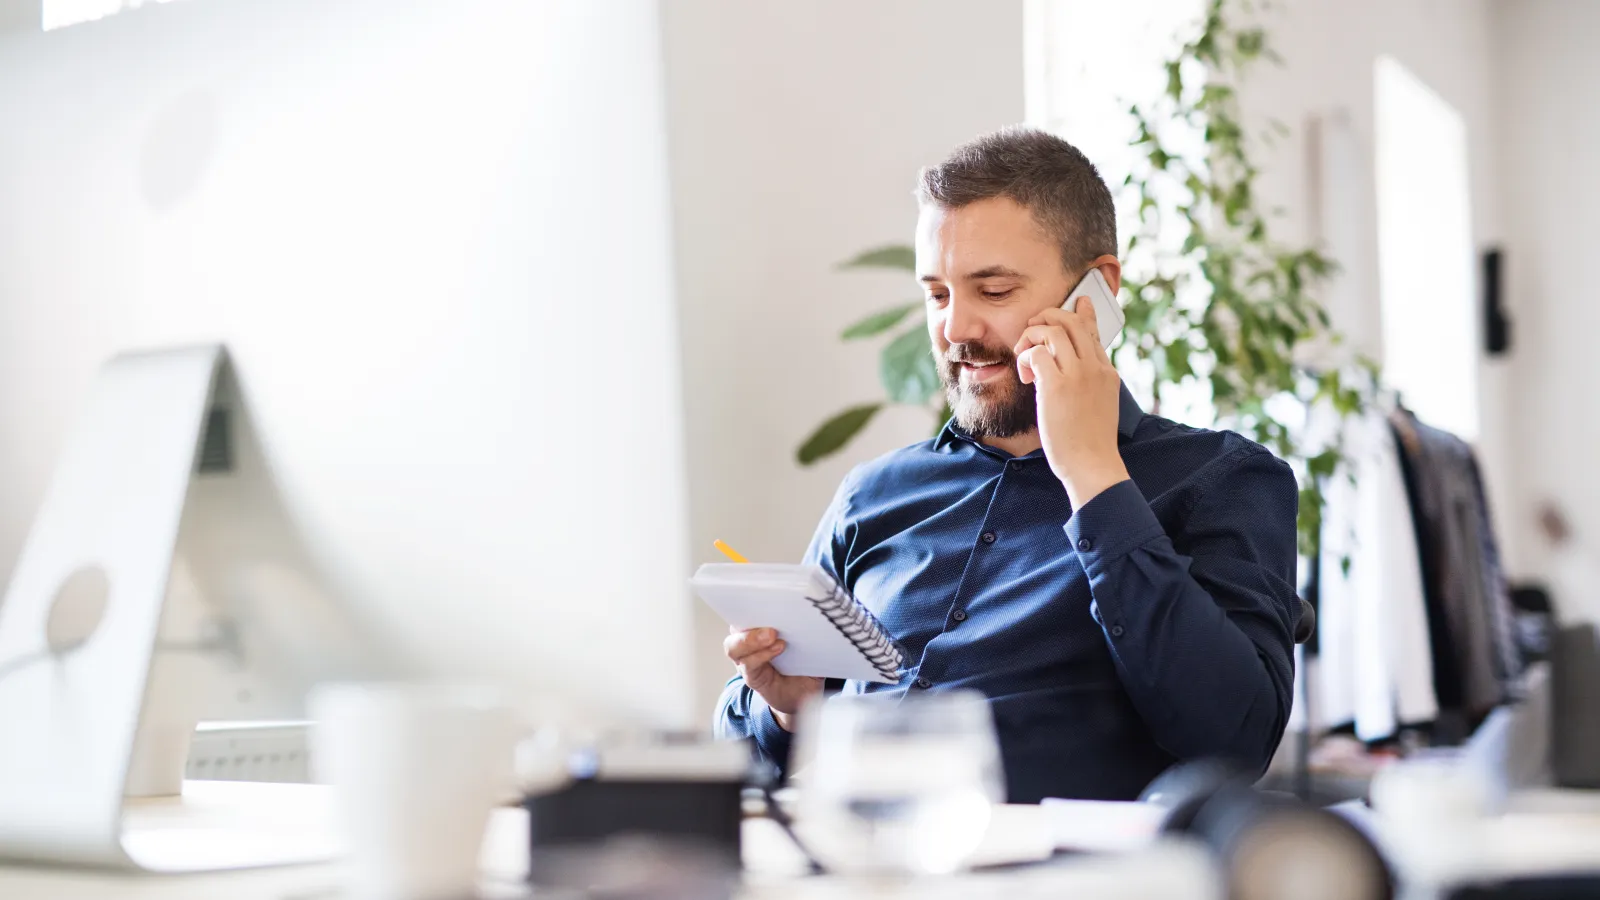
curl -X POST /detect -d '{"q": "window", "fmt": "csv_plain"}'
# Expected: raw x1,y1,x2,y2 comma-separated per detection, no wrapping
1025,0,1213,424
1374,55,1479,439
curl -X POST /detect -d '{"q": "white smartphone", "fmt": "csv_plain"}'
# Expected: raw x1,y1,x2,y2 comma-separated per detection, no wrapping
1063,268,1125,350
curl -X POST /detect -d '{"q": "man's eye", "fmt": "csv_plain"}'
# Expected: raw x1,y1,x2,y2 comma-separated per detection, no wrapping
927,293,949,305
982,289,1013,300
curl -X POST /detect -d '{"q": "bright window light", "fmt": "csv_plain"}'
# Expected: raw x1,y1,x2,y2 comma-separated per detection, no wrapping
43,0,187,31
1374,55,1479,440
1024,0,1212,424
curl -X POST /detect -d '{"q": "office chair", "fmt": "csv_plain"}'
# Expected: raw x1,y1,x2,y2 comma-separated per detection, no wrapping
1295,596,1317,645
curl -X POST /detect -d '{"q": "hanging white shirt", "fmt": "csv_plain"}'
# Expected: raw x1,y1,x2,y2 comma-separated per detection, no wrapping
1316,407,1437,740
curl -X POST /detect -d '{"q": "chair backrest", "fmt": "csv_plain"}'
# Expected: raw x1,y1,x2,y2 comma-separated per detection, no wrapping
1293,597,1316,645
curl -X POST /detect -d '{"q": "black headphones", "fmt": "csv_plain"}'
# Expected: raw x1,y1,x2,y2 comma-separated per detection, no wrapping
1141,759,1394,900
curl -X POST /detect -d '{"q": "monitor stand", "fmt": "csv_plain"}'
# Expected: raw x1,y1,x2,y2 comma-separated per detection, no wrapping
0,345,341,871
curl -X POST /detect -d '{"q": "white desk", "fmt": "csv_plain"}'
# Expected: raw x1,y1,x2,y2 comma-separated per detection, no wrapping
0,783,1219,900
14,783,1600,899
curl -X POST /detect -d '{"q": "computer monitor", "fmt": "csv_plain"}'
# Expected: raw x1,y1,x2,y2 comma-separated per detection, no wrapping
0,0,696,756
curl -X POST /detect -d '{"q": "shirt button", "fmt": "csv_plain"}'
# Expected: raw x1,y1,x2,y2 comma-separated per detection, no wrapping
981,531,997,544
951,609,968,622
1009,461,1023,472
914,677,933,689
1077,537,1093,552
1110,625,1125,638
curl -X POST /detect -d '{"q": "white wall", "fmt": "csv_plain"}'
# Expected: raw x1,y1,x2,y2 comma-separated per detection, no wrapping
1490,0,1600,585
0,0,34,31
1225,0,1528,572
661,1,1026,713
0,0,696,729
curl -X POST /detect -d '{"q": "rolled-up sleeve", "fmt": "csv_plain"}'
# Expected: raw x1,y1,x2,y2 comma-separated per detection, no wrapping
1063,446,1298,771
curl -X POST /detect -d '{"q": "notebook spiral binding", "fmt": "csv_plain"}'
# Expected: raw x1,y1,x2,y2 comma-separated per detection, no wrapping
805,583,904,681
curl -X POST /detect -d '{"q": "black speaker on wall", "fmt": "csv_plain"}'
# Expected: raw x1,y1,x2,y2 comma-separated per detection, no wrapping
1484,247,1512,356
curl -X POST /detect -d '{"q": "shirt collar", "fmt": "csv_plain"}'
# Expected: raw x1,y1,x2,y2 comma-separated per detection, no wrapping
934,381,1145,450
1116,381,1145,438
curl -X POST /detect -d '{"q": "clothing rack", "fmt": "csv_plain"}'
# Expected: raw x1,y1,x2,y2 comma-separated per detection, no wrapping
1284,400,1522,803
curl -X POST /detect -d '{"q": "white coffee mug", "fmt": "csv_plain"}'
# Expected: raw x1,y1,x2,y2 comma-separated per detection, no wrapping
309,682,516,900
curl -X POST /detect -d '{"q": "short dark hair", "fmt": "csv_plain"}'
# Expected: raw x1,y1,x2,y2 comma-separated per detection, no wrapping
916,126,1117,273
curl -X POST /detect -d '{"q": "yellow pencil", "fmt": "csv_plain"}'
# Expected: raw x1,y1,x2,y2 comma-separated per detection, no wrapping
713,539,749,564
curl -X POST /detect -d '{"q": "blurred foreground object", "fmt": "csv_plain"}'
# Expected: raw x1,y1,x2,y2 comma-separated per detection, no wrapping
309,682,514,900
1145,759,1393,900
793,690,1004,877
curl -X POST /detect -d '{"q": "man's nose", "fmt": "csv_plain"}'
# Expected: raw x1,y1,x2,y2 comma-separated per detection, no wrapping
943,296,986,347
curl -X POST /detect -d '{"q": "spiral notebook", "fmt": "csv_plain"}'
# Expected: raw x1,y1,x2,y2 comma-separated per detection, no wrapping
691,563,904,684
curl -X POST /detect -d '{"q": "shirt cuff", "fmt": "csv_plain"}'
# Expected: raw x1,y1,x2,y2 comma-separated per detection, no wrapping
1063,479,1165,572
749,693,795,764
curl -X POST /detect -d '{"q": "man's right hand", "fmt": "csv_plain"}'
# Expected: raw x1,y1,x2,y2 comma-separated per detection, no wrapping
723,627,823,732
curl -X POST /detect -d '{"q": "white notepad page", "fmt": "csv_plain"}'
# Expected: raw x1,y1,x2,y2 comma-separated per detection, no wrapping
691,563,900,684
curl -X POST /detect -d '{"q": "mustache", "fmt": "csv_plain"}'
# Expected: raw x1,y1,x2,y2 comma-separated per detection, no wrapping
944,343,1016,366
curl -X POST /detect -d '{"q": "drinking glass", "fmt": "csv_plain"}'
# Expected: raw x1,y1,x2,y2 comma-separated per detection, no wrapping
794,689,1004,877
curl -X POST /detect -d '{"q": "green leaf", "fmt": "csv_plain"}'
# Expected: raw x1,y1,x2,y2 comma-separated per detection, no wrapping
841,303,920,340
1307,449,1341,480
1236,28,1267,59
879,327,941,405
797,404,882,465
1131,116,1153,147
1165,60,1184,100
1223,180,1252,225
839,245,916,272
1163,340,1196,380
1199,84,1235,109
1304,251,1336,278
1334,386,1363,417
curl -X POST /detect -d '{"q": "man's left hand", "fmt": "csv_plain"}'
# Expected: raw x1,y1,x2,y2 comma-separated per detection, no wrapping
1014,295,1130,509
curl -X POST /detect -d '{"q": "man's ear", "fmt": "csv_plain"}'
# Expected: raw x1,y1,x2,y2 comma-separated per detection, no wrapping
1088,254,1122,296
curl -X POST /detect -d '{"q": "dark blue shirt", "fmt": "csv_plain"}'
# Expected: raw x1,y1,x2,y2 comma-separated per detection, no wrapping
715,385,1299,803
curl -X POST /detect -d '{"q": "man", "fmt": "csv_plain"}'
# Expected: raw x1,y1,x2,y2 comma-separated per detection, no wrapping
716,127,1299,803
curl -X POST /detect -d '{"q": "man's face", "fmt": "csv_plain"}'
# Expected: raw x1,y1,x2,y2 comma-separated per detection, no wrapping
916,197,1076,439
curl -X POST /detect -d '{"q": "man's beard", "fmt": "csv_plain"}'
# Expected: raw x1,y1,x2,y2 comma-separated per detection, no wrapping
937,341,1037,439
